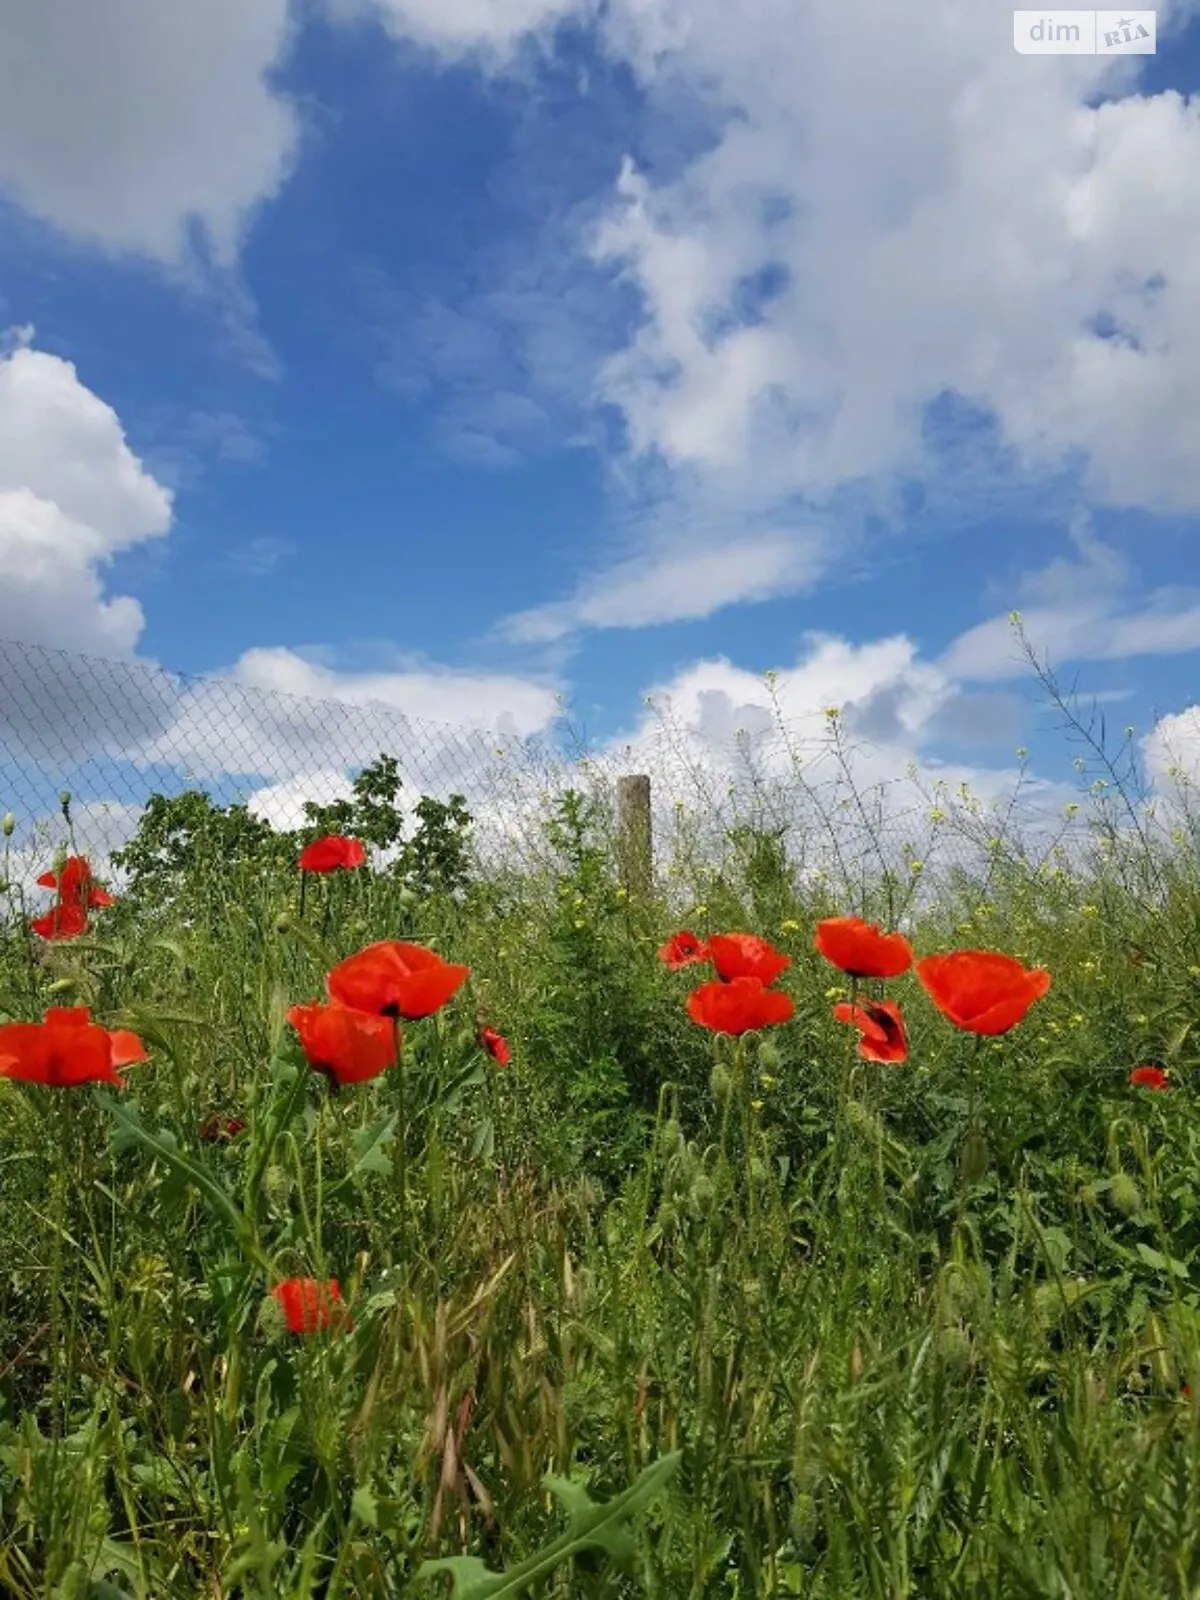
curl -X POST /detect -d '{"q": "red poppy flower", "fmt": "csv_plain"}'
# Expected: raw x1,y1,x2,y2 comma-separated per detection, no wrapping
1129,1064,1169,1091
287,1000,400,1087
707,933,791,987
833,999,908,1062
31,899,90,941
270,1276,351,1335
915,949,1051,1035
37,856,116,908
326,939,470,1021
687,976,794,1035
0,1006,147,1088
815,916,913,979
478,1025,511,1067
657,930,712,970
297,835,366,873
199,1113,248,1142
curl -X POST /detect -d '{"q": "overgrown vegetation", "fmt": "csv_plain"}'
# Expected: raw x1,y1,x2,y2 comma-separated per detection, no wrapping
3,664,1200,1598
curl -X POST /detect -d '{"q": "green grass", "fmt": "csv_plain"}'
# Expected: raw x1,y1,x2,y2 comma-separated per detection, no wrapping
3,696,1200,1598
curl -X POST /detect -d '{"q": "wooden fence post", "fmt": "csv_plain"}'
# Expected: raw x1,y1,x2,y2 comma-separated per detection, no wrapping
617,774,652,897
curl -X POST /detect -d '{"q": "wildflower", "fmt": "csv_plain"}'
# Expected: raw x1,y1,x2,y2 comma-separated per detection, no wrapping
833,999,908,1063
199,1114,248,1142
32,855,116,939
779,919,801,934
270,1277,351,1335
707,932,791,987
287,999,400,1087
0,1007,147,1088
687,976,794,1035
327,939,470,1021
657,930,711,970
814,916,913,980
37,856,116,908
478,1024,511,1067
1129,1065,1169,1091
297,835,366,873
30,900,90,941
915,949,1051,1035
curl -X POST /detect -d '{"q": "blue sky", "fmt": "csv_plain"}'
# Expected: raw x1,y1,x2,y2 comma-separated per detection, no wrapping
2,0,1200,842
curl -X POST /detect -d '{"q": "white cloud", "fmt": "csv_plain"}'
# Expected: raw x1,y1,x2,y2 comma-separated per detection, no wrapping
230,647,562,739
364,0,1200,638
0,0,299,264
1143,706,1200,790
945,596,1200,684
0,338,173,656
245,770,357,831
327,0,588,64
502,528,824,641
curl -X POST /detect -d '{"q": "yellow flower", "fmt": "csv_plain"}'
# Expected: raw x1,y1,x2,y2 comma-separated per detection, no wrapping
825,985,847,1001
1070,1013,1084,1026
779,919,801,934
750,1098,765,1112
1133,1014,1148,1026
929,808,944,823
1081,904,1099,917
573,918,586,929
909,860,924,875
824,705,840,720
759,1074,778,1089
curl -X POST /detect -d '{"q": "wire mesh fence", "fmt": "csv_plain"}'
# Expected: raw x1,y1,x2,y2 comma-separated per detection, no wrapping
0,634,1096,908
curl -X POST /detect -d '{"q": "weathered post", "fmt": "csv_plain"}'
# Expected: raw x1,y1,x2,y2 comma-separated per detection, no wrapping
617,774,652,897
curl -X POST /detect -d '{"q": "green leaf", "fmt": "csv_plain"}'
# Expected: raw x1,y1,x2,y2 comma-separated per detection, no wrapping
351,1485,379,1528
413,1449,680,1597
1136,1242,1191,1280
324,1114,398,1203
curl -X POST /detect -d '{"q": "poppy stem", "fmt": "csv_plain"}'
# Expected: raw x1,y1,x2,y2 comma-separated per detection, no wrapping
394,1017,408,1292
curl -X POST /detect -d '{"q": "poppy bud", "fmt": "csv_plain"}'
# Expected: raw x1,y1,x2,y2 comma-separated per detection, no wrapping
709,1061,733,1103
2,812,13,837
59,790,71,812
756,1038,782,1073
657,1118,684,1160
255,1293,289,1342
937,1324,973,1381
1109,1172,1141,1216
274,912,293,935
749,1156,770,1186
789,1494,818,1553
688,1173,715,1216
397,887,418,909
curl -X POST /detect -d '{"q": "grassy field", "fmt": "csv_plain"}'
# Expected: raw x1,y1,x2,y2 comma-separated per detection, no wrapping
2,716,1200,1598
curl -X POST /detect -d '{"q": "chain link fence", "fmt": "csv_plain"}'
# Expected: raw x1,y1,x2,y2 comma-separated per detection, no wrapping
0,635,1091,908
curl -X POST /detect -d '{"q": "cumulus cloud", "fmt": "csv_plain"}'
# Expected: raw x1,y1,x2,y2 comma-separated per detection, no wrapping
327,0,589,65
354,0,1200,637
0,337,173,657
0,0,299,264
